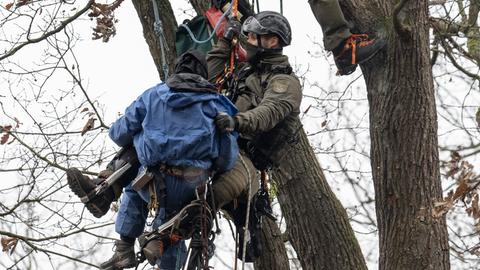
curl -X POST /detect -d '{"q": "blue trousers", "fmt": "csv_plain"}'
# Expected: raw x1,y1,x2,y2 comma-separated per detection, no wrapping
115,170,207,269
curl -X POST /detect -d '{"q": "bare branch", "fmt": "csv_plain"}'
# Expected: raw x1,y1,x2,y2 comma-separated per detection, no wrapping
0,0,95,61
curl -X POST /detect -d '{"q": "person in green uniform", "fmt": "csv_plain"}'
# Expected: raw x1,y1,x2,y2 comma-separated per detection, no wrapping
205,13,299,262
207,10,299,204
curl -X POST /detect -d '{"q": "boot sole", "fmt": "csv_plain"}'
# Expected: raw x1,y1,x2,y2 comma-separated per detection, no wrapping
66,168,107,218
356,40,387,65
99,258,136,270
142,248,161,265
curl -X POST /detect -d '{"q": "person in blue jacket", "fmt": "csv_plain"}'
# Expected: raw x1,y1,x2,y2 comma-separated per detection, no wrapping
67,50,238,270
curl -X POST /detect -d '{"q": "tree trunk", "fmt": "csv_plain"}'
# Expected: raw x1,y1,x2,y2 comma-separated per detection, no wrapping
132,0,177,81
273,129,367,270
254,218,290,270
339,0,450,269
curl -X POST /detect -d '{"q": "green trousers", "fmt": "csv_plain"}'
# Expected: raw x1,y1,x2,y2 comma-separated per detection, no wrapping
212,152,259,209
308,0,352,51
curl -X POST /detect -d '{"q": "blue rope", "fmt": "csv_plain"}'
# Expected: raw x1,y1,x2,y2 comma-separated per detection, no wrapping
178,3,233,45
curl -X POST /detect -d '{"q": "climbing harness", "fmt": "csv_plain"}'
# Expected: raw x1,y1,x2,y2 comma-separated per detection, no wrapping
215,0,240,91
151,0,170,79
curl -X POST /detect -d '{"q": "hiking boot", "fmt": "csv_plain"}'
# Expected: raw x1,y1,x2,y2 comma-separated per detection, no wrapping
99,239,136,270
66,168,114,218
333,34,386,75
138,234,166,265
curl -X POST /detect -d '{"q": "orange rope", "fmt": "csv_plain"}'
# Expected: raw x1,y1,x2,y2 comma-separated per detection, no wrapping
334,34,371,65
215,0,240,92
232,0,238,18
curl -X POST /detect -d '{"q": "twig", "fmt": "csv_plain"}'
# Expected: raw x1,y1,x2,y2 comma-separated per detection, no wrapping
0,0,95,61
440,39,480,81
2,129,97,176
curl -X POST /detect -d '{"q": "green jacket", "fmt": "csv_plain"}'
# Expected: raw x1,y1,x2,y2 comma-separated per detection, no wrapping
207,38,303,168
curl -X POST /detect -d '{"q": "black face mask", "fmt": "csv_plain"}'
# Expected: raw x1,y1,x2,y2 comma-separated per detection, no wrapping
240,39,263,64
239,35,283,65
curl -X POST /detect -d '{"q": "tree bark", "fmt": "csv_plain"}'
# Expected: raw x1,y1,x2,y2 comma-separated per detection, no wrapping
253,218,290,270
338,0,450,269
273,129,367,270
132,0,177,81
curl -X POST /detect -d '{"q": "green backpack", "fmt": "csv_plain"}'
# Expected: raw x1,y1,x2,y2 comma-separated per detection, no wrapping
175,15,215,56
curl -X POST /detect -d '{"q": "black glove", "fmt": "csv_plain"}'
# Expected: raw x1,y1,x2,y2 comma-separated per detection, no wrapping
223,17,242,41
215,112,236,133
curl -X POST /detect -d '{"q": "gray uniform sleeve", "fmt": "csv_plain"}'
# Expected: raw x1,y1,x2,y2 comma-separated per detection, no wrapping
235,74,302,134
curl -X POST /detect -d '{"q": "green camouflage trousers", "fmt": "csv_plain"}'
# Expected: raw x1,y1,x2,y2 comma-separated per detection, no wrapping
212,152,259,208
308,0,352,50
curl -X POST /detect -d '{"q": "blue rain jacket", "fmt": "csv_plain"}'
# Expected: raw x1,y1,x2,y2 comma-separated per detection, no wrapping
109,74,238,172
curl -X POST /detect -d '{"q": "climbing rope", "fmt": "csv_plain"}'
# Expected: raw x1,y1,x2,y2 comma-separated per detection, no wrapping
151,0,170,79
178,3,233,45
238,154,253,270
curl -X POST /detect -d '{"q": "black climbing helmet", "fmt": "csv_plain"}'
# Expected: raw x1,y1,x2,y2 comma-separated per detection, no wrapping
241,11,292,46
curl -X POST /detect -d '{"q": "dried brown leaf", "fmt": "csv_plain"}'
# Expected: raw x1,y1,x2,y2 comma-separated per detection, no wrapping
1,237,18,254
5,2,14,10
0,133,9,145
471,194,480,219
81,118,96,136
452,180,470,201
433,200,453,218
446,152,461,178
321,120,327,127
0,125,12,132
1,125,12,145
16,0,32,7
81,108,89,113
451,151,461,161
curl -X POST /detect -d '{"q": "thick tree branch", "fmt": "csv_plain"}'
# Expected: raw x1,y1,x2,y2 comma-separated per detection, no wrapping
429,0,446,5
